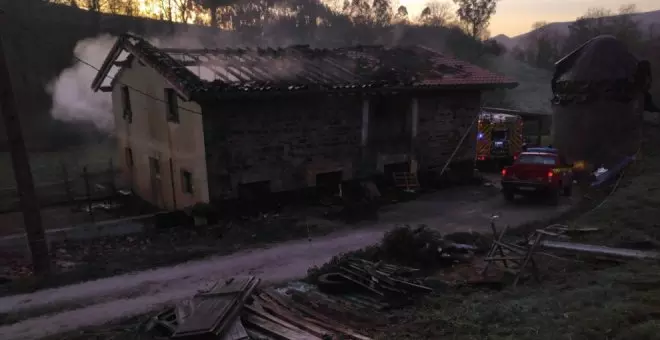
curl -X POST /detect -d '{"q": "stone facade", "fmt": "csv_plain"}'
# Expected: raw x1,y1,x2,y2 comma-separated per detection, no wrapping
112,66,482,207
416,92,481,171
96,37,516,210
203,94,363,200
202,91,481,201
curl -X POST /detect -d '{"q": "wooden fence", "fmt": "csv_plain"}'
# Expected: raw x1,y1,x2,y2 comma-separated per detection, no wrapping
0,158,120,213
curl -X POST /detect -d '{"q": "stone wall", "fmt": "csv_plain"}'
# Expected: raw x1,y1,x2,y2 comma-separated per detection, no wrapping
202,90,482,199
203,94,363,199
416,91,481,171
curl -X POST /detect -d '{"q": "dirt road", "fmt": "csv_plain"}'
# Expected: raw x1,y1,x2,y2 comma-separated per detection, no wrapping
0,185,574,340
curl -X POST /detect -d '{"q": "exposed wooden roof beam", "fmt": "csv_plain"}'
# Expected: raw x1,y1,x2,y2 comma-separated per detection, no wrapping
112,60,132,67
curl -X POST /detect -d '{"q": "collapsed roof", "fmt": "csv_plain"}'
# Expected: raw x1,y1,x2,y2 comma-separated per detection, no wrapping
91,33,517,101
551,35,657,108
554,35,639,84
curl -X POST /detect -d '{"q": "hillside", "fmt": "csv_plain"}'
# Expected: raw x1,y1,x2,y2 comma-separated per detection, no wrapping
483,55,553,113
493,9,660,49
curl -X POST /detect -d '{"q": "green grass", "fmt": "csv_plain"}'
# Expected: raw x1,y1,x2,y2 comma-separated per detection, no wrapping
379,126,660,339
379,263,660,340
0,141,115,189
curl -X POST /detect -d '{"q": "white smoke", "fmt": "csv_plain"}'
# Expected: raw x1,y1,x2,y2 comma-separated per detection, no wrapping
46,30,211,133
47,34,118,133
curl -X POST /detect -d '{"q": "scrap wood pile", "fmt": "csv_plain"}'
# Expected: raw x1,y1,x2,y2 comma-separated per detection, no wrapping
144,264,432,340
312,258,433,306
311,225,487,274
482,220,660,287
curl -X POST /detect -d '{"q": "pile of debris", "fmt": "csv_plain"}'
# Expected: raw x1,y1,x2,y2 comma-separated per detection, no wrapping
145,261,433,340
312,259,432,307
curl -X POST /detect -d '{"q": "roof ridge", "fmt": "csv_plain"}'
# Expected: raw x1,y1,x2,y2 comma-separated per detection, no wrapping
91,33,518,98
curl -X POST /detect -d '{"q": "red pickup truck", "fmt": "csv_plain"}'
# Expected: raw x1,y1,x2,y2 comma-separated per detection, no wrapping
500,151,573,204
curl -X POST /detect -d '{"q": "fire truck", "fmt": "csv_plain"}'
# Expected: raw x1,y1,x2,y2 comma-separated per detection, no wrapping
476,111,524,166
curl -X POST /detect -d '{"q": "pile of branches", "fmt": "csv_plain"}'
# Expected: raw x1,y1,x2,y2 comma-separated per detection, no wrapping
307,225,490,282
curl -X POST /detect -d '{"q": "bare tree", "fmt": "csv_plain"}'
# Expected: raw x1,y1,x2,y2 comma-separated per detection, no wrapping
84,0,105,12
419,1,453,27
171,0,197,23
106,0,123,14
343,0,372,24
393,5,408,23
123,0,137,15
47,0,80,7
563,5,642,53
159,0,174,21
524,20,561,69
453,0,498,39
372,0,393,27
619,3,637,15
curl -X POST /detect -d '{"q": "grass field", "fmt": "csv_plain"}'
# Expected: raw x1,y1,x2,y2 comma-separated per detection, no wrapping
0,141,115,189
0,141,117,233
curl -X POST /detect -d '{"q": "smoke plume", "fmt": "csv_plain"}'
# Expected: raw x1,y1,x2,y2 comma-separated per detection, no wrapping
46,30,213,133
47,34,117,133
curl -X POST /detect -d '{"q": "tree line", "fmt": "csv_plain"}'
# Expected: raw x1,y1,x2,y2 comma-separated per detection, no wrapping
45,0,503,48
513,4,660,70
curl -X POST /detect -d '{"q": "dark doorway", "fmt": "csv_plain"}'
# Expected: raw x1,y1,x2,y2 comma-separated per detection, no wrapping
316,171,343,203
383,162,410,185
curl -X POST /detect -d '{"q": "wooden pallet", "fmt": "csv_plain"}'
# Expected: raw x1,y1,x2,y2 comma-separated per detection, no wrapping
392,172,419,192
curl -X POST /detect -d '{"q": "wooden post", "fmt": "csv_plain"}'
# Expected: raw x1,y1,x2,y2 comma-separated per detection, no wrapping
61,162,72,204
0,10,50,275
108,158,116,198
83,166,94,222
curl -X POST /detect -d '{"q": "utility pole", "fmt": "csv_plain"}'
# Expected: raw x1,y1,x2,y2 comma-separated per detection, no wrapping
0,10,51,275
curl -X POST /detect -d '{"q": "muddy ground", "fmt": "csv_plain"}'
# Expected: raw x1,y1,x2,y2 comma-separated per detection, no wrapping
0,176,575,340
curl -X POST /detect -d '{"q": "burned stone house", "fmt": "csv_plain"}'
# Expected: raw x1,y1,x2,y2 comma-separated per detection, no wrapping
92,33,517,210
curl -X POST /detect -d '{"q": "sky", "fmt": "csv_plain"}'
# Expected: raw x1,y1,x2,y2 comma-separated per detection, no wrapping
397,0,660,36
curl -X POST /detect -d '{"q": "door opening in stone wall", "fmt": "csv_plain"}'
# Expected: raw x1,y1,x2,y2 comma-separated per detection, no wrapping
383,162,410,185
316,171,343,203
368,96,411,153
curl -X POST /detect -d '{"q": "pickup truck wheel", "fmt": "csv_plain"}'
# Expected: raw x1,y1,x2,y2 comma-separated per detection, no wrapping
502,190,515,202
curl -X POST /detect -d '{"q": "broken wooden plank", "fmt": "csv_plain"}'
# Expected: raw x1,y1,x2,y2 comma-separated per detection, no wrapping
251,297,333,338
387,276,433,294
535,240,660,260
245,303,308,334
243,313,322,340
484,256,523,262
338,267,387,296
493,240,527,254
245,328,277,340
172,276,260,338
260,291,373,340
